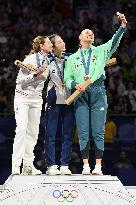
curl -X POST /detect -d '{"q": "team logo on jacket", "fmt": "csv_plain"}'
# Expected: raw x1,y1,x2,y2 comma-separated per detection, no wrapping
74,63,82,68
91,54,97,62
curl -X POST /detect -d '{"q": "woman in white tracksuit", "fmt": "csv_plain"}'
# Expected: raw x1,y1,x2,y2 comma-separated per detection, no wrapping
12,36,53,175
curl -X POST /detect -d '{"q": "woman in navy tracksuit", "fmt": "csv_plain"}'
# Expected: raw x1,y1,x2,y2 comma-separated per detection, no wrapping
44,34,74,175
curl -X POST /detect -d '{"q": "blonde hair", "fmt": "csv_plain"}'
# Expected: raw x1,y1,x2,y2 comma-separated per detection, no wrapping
79,29,94,47
29,35,48,55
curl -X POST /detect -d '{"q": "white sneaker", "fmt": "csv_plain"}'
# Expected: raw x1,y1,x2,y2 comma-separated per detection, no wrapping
22,165,41,175
46,165,61,176
31,166,42,175
12,165,20,175
92,165,103,175
60,166,71,175
82,165,91,175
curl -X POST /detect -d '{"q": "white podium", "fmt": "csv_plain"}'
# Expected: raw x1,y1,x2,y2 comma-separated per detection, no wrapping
0,175,136,205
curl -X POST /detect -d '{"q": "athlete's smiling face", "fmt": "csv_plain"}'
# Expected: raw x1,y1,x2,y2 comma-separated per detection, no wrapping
79,29,94,45
54,36,66,53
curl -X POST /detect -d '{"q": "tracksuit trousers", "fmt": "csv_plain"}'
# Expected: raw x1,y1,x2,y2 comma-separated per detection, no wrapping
12,99,42,167
45,104,74,167
74,78,108,159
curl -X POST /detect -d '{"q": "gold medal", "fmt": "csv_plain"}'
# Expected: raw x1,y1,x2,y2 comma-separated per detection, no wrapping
84,75,90,81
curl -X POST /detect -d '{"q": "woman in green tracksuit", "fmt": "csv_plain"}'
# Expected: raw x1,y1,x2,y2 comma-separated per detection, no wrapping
64,12,127,175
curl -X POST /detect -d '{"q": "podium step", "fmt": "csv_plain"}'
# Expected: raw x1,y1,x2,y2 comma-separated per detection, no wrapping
0,175,136,205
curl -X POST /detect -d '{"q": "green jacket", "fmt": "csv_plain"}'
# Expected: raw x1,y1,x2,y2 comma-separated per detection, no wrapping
64,26,125,89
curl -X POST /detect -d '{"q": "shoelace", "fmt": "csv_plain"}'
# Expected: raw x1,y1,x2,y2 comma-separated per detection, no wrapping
83,166,90,169
47,165,59,171
24,166,36,171
61,166,69,170
53,165,59,170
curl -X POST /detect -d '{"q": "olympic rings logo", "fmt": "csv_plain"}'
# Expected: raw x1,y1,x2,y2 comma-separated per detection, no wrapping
53,189,79,202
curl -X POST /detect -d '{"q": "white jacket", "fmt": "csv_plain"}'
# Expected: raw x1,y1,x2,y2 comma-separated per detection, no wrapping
14,52,49,102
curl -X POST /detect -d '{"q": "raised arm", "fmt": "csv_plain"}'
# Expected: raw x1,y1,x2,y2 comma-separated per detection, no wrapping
91,12,127,82
111,12,127,53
